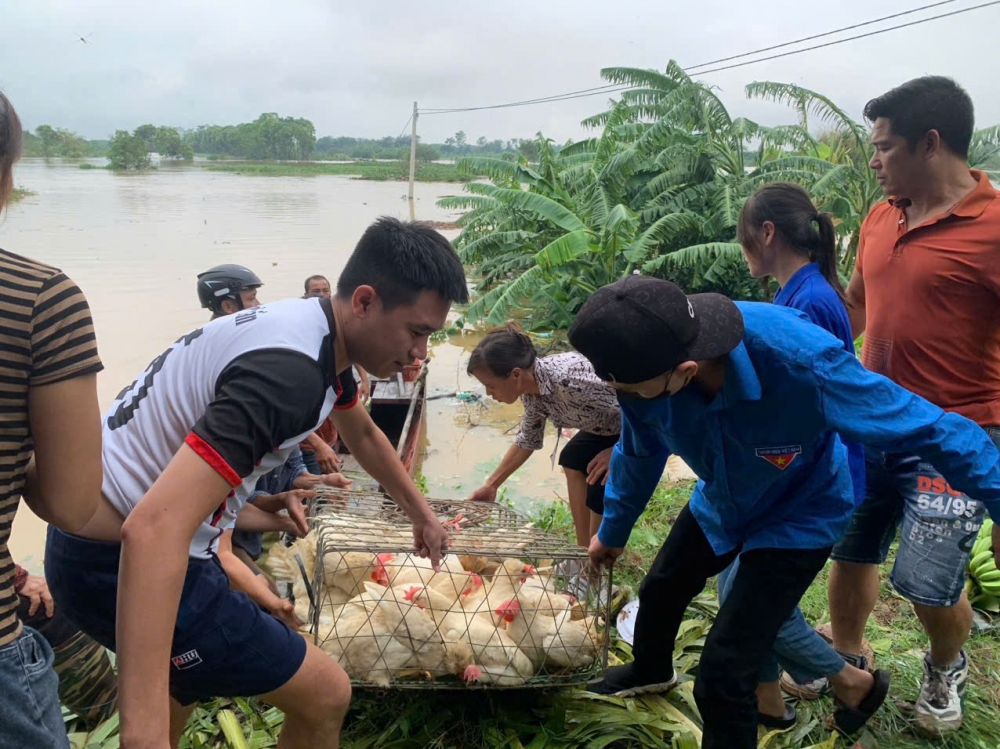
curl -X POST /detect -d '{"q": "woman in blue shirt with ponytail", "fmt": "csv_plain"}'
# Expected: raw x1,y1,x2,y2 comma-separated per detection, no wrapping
721,182,879,731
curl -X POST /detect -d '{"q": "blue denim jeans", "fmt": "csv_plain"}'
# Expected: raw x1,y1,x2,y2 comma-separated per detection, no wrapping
718,558,844,683
831,426,1000,607
0,626,70,748
300,450,322,475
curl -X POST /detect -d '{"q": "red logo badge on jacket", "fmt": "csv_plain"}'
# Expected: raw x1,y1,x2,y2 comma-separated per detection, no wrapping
755,445,802,470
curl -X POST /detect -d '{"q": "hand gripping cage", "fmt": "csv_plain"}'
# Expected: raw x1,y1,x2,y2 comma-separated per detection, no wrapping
276,488,612,689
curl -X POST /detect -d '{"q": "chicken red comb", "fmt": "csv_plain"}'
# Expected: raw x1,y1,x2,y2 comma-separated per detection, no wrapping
403,586,423,604
371,556,390,585
493,598,520,623
462,664,482,683
518,564,537,583
461,572,484,595
377,552,395,565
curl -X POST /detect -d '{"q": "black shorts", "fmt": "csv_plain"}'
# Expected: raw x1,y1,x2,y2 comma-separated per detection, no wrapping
45,526,306,706
558,431,620,515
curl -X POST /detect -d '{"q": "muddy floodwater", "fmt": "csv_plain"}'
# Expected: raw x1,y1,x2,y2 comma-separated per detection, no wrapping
3,158,574,570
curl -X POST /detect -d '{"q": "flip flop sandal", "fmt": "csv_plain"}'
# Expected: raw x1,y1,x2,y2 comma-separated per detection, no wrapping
758,703,797,730
832,669,890,735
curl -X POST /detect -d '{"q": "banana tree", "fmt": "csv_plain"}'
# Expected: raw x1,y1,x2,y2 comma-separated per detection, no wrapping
744,82,883,272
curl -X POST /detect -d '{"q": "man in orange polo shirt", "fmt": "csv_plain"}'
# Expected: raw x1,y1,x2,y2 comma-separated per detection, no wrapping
828,76,1000,736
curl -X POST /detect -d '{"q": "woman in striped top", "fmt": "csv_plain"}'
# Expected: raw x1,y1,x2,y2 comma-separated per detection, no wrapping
0,92,106,748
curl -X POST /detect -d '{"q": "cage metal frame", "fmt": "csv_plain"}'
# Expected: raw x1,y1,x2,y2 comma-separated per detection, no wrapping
303,487,613,690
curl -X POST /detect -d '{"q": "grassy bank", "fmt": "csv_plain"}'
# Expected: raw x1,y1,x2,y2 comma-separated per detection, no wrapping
65,482,1000,748
10,187,33,201
202,160,468,182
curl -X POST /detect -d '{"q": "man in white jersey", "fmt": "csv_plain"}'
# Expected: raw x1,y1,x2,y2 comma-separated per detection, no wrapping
45,217,469,749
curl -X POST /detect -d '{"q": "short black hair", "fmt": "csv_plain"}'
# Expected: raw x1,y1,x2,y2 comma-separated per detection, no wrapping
304,274,328,293
863,76,974,158
336,216,469,309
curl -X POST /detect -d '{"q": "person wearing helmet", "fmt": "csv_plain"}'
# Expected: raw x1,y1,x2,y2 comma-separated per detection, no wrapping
197,264,263,318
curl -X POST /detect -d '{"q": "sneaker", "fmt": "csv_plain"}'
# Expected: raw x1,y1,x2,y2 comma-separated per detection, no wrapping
587,662,677,698
780,653,867,701
914,651,968,736
780,672,831,700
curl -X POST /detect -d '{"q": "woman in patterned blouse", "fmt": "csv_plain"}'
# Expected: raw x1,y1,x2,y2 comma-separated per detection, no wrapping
467,323,622,548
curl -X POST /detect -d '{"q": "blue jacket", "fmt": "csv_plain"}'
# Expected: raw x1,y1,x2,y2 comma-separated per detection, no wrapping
774,263,865,506
598,302,1000,554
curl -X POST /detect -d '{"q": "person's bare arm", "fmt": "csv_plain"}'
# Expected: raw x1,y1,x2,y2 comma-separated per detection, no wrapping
22,374,102,532
116,444,234,748
232,500,306,535
331,404,447,568
292,472,352,490
217,530,301,628
303,431,338,473
845,265,866,341
469,443,533,502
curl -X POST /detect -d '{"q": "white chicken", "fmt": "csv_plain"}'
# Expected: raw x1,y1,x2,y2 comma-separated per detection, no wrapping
362,583,480,683
322,550,386,598
375,552,484,603
516,577,576,619
405,584,534,686
266,533,350,623
494,598,600,670
461,559,536,617
314,597,413,686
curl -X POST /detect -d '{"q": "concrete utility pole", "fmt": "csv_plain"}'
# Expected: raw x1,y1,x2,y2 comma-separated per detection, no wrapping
408,101,418,220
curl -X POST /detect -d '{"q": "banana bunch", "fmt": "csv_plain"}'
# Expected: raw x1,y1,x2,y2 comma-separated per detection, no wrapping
967,519,1000,612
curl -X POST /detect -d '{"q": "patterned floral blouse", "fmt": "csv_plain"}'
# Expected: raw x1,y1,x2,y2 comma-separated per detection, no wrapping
515,352,622,451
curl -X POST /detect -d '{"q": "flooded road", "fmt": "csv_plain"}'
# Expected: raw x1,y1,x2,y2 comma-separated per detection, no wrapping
3,158,572,569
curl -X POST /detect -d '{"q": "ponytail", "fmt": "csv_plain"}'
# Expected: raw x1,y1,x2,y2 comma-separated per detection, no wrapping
738,182,845,302
813,211,846,301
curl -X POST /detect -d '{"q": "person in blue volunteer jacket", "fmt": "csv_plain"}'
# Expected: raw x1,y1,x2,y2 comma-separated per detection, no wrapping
715,182,877,733
568,274,1000,749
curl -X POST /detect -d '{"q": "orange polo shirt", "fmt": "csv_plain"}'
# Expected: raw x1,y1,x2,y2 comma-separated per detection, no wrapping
858,170,1000,427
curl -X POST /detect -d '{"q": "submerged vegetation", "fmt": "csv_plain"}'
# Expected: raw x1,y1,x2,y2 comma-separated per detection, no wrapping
443,63,1000,330
203,160,469,182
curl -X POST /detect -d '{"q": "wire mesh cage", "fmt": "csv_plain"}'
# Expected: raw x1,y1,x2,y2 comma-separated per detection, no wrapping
269,487,612,689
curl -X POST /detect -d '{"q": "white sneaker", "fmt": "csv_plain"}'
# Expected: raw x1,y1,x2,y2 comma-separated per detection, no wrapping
914,651,968,736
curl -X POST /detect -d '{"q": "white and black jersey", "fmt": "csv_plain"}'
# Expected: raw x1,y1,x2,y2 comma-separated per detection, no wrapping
101,297,358,558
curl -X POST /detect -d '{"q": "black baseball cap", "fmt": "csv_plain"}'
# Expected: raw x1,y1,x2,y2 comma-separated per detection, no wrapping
568,275,744,384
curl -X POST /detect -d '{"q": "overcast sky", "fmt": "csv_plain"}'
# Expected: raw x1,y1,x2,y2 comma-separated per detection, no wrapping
3,0,999,144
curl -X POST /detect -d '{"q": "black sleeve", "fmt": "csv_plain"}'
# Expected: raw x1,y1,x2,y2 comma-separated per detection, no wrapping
188,348,327,481
334,367,359,410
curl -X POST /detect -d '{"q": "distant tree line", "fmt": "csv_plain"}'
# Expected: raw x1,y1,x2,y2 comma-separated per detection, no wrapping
185,114,316,161
106,124,193,169
23,127,107,158
311,131,551,163
21,115,559,168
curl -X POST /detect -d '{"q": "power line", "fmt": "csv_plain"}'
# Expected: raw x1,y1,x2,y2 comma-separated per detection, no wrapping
419,84,624,114
691,0,1000,76
684,0,959,71
396,114,414,140
419,0,997,115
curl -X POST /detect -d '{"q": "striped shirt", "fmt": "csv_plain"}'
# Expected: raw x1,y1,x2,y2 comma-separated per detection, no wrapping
0,249,103,647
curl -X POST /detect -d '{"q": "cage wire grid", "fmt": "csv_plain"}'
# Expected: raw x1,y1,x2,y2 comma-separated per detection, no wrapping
301,487,613,689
